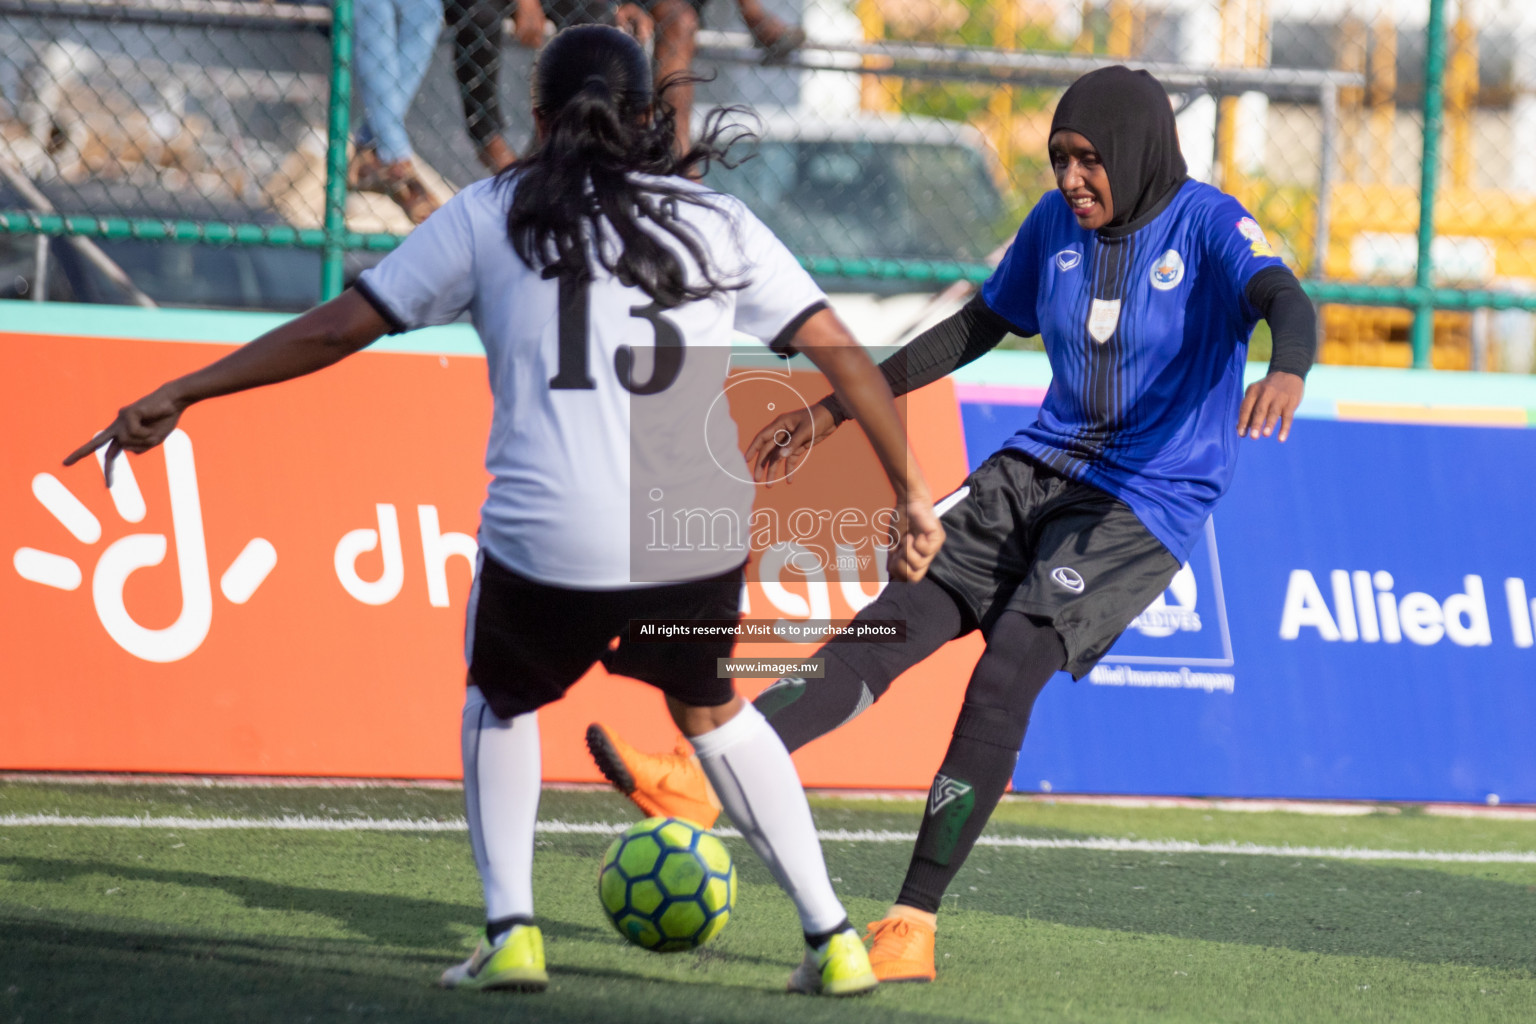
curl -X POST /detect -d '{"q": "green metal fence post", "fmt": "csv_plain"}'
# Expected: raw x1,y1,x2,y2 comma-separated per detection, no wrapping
321,0,355,301
1411,0,1449,369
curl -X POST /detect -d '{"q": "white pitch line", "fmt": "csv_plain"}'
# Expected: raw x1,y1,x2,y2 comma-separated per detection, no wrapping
0,814,476,833
2,814,1535,865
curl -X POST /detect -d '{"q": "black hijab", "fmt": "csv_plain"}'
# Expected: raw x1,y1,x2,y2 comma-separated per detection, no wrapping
1049,65,1188,238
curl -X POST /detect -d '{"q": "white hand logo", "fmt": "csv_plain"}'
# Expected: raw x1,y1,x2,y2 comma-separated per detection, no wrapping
13,429,276,663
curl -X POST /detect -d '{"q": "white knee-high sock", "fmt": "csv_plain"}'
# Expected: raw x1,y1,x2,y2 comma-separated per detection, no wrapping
689,703,848,936
461,685,540,923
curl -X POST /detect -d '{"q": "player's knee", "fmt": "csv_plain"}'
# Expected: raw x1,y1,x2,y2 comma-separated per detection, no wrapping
964,658,1007,707
953,700,1030,752
467,670,566,720
667,693,743,737
966,612,1064,707
822,644,896,702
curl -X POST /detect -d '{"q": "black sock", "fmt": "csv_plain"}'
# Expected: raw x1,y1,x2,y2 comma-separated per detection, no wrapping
804,917,851,948
896,613,1065,913
486,914,533,943
897,704,1025,913
756,578,964,752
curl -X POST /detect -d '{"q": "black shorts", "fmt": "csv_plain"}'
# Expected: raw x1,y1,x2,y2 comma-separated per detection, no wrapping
926,450,1181,678
466,553,743,718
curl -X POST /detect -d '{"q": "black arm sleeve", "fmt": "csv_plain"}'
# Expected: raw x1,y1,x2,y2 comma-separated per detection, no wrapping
821,294,1015,425
1245,266,1316,379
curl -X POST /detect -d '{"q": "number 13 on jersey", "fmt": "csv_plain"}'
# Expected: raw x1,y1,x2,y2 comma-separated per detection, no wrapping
545,265,685,396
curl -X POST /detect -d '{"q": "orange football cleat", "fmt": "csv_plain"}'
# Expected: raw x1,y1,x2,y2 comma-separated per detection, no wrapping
864,913,937,983
585,723,722,830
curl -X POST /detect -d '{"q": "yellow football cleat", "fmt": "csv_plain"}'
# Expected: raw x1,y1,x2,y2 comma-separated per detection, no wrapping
865,913,937,983
439,924,548,992
586,723,722,830
786,929,879,997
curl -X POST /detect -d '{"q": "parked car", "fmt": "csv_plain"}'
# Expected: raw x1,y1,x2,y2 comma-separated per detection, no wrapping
701,110,1011,293
0,231,324,311
0,182,385,312
1,109,1007,315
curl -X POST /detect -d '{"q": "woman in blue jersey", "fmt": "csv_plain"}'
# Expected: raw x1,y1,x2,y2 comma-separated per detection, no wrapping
64,25,947,998
588,65,1317,982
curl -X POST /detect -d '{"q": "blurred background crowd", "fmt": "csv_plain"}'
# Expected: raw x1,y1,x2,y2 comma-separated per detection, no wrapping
3,0,1533,372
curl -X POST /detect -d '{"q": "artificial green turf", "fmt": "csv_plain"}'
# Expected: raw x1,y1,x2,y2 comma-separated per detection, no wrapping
2,781,1533,1023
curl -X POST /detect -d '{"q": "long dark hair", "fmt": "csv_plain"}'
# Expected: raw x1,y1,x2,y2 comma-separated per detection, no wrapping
505,25,745,307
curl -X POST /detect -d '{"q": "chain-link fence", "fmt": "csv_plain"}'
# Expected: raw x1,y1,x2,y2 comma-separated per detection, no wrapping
1,1,1532,370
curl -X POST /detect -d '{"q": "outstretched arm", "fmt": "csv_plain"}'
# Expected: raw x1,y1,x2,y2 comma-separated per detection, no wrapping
818,294,1014,425
775,308,945,582
64,288,390,483
1237,267,1316,442
746,294,1012,483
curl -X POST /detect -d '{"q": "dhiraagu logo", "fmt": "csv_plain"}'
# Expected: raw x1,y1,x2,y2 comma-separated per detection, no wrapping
12,430,276,663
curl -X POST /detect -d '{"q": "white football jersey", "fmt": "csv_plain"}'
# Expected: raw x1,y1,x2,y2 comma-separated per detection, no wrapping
357,175,827,588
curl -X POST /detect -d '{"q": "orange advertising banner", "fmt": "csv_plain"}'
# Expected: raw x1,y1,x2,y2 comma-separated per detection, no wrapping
2,328,977,788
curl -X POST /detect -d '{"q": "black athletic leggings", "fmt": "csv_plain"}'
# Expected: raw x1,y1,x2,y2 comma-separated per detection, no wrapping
443,0,511,149
754,577,1067,913
762,577,1060,754
442,0,620,149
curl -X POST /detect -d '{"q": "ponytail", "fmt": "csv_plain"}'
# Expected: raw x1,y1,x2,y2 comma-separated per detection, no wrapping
505,26,749,307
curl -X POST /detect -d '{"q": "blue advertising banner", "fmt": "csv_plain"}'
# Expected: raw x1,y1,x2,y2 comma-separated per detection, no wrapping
959,397,1536,804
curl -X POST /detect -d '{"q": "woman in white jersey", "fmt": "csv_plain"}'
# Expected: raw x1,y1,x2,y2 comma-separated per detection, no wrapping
65,25,944,997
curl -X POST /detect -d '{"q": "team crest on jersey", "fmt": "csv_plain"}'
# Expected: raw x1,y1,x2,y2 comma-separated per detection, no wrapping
1150,249,1185,290
1237,217,1276,258
1087,298,1120,343
1055,248,1082,272
929,773,974,814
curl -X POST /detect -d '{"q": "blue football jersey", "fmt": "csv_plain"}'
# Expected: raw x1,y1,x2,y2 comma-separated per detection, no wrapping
978,180,1286,561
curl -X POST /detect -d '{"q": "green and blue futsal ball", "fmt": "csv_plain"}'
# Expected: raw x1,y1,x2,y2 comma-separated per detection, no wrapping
598,816,736,952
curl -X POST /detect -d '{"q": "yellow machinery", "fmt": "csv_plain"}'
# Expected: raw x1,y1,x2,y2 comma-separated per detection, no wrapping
1207,0,1534,370
856,0,1531,371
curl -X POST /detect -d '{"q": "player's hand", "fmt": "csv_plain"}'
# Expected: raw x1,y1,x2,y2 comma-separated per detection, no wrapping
63,385,186,487
615,3,654,45
743,398,838,486
1237,371,1304,442
512,0,547,47
887,494,944,583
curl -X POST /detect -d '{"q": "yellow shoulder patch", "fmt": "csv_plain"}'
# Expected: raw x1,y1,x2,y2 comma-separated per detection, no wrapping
1236,217,1276,258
